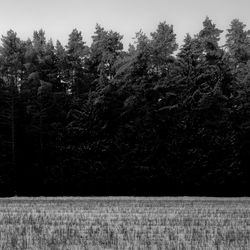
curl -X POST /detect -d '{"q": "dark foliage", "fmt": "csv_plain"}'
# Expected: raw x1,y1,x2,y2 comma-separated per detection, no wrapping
0,19,250,196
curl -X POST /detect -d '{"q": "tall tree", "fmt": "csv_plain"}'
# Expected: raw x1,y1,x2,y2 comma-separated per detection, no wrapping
226,19,250,67
198,16,223,53
55,40,68,92
66,28,88,96
0,30,25,192
89,24,123,87
150,21,178,77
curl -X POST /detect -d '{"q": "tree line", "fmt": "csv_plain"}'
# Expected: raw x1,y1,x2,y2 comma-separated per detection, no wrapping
0,17,250,196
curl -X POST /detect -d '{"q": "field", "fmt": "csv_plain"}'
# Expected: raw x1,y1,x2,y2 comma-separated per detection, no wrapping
0,197,249,249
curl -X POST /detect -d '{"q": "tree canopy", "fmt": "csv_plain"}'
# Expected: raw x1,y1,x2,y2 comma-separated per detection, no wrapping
0,18,249,196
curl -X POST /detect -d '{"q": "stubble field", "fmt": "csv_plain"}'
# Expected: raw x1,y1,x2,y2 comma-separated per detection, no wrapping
0,197,249,249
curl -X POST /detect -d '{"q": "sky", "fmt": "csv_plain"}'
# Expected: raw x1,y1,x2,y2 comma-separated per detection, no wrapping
0,0,250,50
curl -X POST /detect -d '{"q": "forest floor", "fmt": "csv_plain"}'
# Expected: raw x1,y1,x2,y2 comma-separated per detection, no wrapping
0,197,249,249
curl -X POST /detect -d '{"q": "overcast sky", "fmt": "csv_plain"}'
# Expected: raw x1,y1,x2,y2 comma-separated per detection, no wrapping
0,0,249,49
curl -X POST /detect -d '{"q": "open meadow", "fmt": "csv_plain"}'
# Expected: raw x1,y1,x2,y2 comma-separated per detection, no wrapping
0,197,249,249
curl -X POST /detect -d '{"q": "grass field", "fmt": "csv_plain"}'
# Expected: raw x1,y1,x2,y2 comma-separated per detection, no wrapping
0,197,249,249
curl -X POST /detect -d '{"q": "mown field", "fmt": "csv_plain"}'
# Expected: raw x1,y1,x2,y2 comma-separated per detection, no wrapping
0,197,249,249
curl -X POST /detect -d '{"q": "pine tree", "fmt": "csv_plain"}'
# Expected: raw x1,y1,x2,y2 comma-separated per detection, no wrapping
226,19,250,66
66,29,88,96
89,24,123,87
198,16,223,53
0,30,25,192
176,34,203,89
55,40,68,92
150,22,178,77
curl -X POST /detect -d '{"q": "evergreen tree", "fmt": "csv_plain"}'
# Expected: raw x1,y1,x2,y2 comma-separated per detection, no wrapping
89,24,123,87
150,22,178,77
226,19,250,66
66,29,89,96
198,16,223,53
0,30,25,193
55,40,68,92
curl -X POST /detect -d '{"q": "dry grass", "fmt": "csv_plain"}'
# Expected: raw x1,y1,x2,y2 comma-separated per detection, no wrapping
0,197,249,249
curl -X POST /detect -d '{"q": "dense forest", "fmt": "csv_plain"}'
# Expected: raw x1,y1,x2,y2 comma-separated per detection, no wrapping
0,17,250,196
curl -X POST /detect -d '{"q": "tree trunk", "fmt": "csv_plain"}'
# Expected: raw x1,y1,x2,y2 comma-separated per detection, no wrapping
39,104,44,172
11,93,15,166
